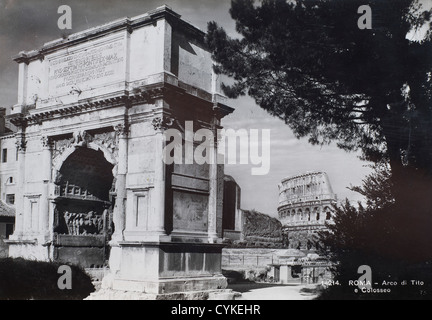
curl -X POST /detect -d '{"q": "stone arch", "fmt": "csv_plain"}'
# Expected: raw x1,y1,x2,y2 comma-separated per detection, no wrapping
53,142,117,184
305,208,311,221
56,147,114,201
324,206,332,220
53,146,116,234
52,145,116,267
313,207,320,221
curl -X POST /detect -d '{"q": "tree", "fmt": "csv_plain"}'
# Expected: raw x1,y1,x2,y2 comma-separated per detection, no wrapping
348,162,394,211
317,167,432,299
206,0,432,259
206,0,432,208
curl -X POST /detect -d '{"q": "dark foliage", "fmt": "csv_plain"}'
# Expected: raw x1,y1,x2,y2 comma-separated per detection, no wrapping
348,163,394,210
317,167,432,299
0,258,95,300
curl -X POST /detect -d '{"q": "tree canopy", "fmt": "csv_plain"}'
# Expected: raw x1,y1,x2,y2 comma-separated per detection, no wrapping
206,0,432,208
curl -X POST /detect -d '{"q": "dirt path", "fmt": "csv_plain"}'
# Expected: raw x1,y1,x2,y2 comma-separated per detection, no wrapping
228,283,319,300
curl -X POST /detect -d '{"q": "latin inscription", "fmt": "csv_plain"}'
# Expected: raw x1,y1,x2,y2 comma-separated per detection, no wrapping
49,39,124,94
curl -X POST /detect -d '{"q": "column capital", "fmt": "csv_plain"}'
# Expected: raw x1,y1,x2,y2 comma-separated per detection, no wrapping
41,135,53,149
114,123,129,138
15,132,27,152
151,116,175,132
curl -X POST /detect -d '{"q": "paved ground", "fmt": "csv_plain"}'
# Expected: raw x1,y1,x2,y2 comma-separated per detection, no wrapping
228,282,320,300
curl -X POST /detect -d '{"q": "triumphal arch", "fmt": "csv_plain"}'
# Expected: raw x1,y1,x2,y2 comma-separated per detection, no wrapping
6,6,234,298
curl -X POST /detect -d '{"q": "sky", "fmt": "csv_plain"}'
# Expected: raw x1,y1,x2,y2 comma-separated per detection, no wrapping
0,0,375,217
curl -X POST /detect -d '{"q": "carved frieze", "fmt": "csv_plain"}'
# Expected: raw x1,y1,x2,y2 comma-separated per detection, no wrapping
52,136,74,163
51,128,119,165
92,131,118,159
72,130,91,147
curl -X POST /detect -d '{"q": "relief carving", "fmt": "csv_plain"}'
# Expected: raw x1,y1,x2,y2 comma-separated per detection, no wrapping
41,135,53,149
15,134,27,152
92,131,118,159
52,128,119,164
114,123,128,138
152,116,175,131
52,136,74,163
72,130,91,147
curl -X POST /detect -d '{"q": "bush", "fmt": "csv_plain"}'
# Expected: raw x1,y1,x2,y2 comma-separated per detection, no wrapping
317,200,432,300
0,258,95,300
316,164,432,300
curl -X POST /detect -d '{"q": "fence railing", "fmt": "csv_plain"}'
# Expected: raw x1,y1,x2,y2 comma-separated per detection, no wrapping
222,254,281,267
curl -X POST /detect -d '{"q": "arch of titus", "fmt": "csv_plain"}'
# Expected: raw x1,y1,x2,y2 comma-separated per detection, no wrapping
5,6,234,297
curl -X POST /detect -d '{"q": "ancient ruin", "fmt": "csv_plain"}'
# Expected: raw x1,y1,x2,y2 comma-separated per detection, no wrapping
3,6,235,298
278,171,337,250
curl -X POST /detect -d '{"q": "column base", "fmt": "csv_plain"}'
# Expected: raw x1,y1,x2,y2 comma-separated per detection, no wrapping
5,239,51,261
108,244,122,273
123,231,171,242
110,275,228,294
170,230,222,244
101,241,229,297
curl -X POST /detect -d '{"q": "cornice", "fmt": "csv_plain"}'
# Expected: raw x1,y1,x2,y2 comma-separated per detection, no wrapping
7,81,232,127
12,5,205,65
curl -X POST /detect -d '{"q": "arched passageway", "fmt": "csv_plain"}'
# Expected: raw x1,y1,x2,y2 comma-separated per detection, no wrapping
53,147,115,268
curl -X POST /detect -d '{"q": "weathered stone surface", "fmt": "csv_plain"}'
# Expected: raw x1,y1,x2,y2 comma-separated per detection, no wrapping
55,234,106,247
55,246,106,268
278,172,337,249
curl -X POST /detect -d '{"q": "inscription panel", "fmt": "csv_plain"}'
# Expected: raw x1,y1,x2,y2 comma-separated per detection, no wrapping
48,39,125,96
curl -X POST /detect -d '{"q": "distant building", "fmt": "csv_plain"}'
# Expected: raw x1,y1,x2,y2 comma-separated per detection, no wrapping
0,108,16,257
0,108,16,239
278,172,337,250
0,201,15,239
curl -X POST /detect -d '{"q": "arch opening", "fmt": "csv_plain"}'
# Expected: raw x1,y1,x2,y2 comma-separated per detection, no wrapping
53,147,115,268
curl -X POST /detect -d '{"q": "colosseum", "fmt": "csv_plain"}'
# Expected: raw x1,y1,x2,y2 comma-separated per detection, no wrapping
278,172,337,250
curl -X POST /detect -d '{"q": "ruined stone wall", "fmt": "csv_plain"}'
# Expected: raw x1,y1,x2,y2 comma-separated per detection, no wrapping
278,172,337,250
236,210,282,247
